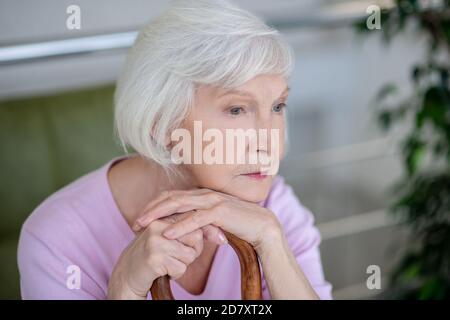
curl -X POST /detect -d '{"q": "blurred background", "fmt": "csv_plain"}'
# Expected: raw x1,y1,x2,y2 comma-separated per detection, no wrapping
1,0,449,299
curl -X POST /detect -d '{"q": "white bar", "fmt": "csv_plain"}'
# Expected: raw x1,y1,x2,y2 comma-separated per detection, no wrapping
317,209,397,241
285,136,400,172
0,31,137,65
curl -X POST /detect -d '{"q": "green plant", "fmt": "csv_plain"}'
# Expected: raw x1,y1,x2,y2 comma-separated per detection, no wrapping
354,0,450,299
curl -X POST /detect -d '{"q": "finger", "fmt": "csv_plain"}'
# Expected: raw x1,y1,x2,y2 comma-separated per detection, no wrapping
137,188,209,221
133,192,221,231
159,212,186,224
165,238,198,265
135,192,218,229
201,225,228,245
165,256,188,280
163,208,220,240
133,189,210,230
177,229,204,257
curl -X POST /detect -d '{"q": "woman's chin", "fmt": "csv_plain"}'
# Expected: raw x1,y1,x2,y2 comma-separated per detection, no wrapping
226,176,273,203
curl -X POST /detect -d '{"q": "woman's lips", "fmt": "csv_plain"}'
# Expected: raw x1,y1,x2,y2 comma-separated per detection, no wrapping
241,172,267,180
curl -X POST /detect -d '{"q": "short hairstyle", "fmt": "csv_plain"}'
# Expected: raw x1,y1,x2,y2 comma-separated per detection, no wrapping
114,0,295,171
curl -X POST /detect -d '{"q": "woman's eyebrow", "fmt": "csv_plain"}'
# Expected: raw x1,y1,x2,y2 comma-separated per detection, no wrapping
281,86,290,95
218,86,290,99
218,88,255,99
273,86,290,105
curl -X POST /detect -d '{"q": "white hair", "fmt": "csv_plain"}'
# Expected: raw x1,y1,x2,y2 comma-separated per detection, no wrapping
114,0,295,174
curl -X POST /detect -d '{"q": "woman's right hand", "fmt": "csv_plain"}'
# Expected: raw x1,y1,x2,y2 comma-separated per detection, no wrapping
107,212,227,299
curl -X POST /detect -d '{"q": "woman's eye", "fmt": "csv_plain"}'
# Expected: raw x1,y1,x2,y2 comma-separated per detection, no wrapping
228,106,244,116
272,102,287,113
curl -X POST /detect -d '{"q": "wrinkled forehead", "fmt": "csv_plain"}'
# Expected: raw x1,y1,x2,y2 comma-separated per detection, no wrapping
195,74,289,102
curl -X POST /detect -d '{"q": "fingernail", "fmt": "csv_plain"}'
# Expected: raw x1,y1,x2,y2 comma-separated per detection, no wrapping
132,223,141,232
218,233,227,244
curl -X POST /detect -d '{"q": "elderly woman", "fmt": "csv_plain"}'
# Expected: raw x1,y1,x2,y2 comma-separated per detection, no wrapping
17,0,332,300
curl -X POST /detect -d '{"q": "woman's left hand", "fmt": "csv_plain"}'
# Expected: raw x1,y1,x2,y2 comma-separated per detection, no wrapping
132,189,282,250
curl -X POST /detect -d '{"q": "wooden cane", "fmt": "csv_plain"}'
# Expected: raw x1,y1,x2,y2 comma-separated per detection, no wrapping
150,230,262,299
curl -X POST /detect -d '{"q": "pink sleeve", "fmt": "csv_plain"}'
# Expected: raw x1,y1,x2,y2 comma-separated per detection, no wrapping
261,176,333,300
17,227,105,300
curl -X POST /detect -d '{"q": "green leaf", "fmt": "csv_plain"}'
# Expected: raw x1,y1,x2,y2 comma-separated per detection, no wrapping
418,86,449,129
378,110,393,130
402,262,421,281
376,83,398,103
404,136,426,176
418,277,442,300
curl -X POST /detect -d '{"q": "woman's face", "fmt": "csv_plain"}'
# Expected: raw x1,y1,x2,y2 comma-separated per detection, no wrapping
173,74,288,203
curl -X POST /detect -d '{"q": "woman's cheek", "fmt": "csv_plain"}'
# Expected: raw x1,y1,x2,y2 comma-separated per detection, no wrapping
188,164,232,190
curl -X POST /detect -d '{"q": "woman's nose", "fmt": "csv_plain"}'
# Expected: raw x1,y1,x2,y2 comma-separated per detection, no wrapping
247,122,271,156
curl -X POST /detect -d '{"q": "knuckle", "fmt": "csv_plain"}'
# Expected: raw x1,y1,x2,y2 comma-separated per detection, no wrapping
187,254,196,264
208,192,222,203
152,264,166,278
161,190,171,198
168,194,181,206
193,245,203,258
180,245,196,261
175,194,187,203
192,230,203,242
209,203,221,215
191,211,202,225
145,233,160,250
185,246,196,257
265,212,278,227
146,253,162,269
210,205,225,225
147,220,160,232
212,199,226,212
144,234,157,250
172,212,185,221
160,220,171,229
144,242,152,252
171,264,187,279
163,215,177,224
197,188,210,194
179,263,187,274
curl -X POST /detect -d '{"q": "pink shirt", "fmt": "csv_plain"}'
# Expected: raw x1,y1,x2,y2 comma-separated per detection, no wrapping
17,155,333,300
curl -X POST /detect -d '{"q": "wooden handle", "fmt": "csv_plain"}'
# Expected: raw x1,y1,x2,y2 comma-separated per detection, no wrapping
150,230,262,300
